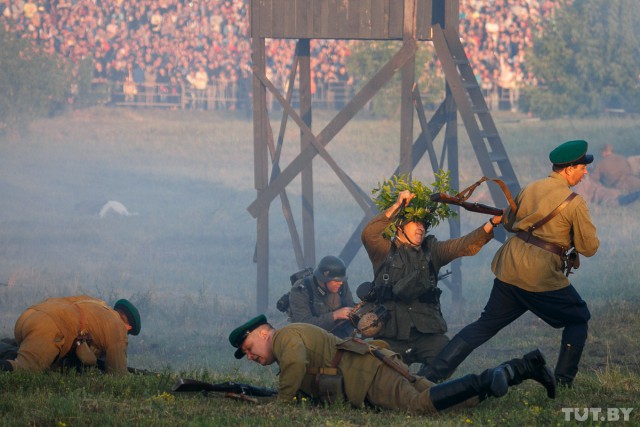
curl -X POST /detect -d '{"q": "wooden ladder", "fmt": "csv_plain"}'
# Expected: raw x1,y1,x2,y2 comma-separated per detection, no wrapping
432,24,521,215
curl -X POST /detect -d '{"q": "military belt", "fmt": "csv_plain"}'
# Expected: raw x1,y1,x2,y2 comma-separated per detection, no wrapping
515,231,566,257
306,367,338,375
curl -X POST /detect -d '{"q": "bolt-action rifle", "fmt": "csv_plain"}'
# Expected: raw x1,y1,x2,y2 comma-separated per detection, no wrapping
430,193,504,215
430,176,517,216
172,378,278,399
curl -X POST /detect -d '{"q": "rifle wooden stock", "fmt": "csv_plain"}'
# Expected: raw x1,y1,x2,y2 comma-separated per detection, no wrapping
430,193,503,216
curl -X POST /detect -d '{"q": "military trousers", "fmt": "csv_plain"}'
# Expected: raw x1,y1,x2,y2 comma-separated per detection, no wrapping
383,328,450,367
456,278,591,349
365,362,479,414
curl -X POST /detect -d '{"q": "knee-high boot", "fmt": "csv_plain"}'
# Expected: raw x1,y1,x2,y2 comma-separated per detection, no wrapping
429,349,556,412
500,348,556,398
429,366,509,412
554,343,584,387
418,336,474,383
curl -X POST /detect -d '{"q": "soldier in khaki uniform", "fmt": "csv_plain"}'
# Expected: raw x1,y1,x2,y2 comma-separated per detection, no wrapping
361,189,502,377
424,140,599,387
0,295,141,375
591,143,640,193
229,315,556,414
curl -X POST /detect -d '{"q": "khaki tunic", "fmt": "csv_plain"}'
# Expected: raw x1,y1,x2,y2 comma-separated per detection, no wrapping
591,153,640,192
272,323,442,414
492,172,599,292
10,295,129,374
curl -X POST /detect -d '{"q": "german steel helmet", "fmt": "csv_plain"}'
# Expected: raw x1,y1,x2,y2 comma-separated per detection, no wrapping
314,256,347,283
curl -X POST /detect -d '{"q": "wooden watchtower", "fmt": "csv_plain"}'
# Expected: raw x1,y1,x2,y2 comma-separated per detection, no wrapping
247,0,521,313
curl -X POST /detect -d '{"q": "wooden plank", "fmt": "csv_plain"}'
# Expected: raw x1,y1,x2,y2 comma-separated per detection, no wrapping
251,32,269,312
416,0,433,40
369,0,387,39
296,0,312,38
298,39,315,266
259,0,273,38
271,52,305,267
335,0,349,39
272,0,285,38
284,0,297,37
251,67,375,217
388,0,404,39
358,0,373,39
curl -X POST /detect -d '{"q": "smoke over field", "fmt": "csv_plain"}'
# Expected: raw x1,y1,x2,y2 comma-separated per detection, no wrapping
1,107,639,376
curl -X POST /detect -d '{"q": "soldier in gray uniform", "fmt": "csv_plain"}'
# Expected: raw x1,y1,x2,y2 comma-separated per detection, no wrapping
288,256,356,338
361,189,502,376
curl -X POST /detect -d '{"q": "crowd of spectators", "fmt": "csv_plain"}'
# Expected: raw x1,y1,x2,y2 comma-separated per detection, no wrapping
1,0,556,111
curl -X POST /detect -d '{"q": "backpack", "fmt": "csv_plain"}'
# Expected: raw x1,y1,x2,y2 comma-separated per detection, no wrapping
276,267,314,314
275,267,350,316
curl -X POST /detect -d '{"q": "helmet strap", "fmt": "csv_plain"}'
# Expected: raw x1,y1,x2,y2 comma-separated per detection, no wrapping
398,226,421,247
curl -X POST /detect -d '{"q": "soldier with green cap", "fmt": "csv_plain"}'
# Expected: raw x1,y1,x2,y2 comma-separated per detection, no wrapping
229,314,556,414
0,295,141,375
361,174,503,378
423,139,599,388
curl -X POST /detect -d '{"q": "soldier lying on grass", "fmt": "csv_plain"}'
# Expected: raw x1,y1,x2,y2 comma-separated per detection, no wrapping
229,315,556,414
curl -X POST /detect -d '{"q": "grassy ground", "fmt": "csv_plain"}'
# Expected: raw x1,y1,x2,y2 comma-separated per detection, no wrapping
0,107,639,425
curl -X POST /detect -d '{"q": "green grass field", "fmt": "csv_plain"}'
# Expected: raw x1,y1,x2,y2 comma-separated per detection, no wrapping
0,107,638,425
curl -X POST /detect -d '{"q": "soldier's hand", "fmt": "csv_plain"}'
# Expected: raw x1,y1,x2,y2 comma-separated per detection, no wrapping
332,307,352,320
397,190,415,206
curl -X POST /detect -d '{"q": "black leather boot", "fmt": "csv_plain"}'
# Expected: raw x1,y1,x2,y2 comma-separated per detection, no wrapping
555,343,584,387
501,349,556,398
0,360,14,371
429,366,509,412
418,336,474,383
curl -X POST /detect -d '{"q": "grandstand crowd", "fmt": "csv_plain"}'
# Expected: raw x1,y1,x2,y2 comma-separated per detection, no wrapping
1,0,556,111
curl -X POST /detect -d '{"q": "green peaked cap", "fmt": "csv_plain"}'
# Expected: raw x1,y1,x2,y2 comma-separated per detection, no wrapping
549,140,594,166
229,314,268,359
114,299,141,336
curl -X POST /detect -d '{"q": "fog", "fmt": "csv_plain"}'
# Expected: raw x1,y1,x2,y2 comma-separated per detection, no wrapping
1,108,637,372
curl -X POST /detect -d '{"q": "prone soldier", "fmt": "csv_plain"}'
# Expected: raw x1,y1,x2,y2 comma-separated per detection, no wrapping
229,315,556,414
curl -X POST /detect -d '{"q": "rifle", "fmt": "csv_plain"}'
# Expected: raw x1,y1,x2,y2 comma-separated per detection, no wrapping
430,176,517,216
430,193,504,215
172,378,278,398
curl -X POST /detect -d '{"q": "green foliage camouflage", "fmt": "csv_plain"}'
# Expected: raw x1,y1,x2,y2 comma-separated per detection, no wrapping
371,171,457,238
523,0,640,118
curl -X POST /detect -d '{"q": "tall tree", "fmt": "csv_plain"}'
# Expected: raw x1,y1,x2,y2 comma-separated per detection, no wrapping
0,26,73,135
523,0,640,118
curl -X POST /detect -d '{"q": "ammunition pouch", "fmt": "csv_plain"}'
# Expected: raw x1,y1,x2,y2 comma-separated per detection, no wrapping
308,350,345,404
74,332,97,366
311,371,345,404
418,287,442,304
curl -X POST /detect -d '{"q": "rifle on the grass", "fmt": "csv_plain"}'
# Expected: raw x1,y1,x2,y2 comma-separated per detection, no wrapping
172,378,278,397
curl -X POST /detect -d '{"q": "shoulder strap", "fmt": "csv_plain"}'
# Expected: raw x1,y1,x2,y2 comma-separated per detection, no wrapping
527,192,578,233
374,241,397,282
303,275,318,317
